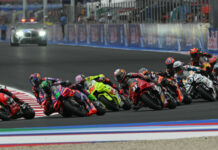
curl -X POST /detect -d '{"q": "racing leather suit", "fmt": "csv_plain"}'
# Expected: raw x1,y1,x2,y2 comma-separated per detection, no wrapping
191,51,212,67
0,88,24,105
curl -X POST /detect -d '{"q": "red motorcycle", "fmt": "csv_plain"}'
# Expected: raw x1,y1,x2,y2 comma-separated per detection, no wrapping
129,78,176,110
0,92,35,121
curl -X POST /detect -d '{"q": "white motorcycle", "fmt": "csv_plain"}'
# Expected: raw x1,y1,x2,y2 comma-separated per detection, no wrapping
183,71,217,101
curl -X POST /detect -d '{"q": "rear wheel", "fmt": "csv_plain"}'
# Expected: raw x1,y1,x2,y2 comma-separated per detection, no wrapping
38,40,47,46
98,95,119,111
141,93,162,110
0,106,10,121
63,99,87,117
196,86,216,101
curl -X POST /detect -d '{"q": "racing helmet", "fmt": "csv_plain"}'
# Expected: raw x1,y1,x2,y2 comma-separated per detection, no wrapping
173,61,183,73
138,67,149,75
209,55,217,67
114,69,126,83
29,73,41,86
75,74,85,84
190,48,199,58
165,57,175,69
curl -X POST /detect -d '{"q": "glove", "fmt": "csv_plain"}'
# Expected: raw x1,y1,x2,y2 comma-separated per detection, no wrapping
88,94,97,101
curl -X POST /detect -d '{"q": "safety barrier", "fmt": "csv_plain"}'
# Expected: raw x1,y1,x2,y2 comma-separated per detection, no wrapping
1,23,218,53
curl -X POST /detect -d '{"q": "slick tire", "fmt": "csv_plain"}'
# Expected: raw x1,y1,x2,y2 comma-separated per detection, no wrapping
141,94,162,110
196,86,216,102
0,108,10,121
63,100,86,117
98,95,119,111
93,101,106,116
22,104,35,119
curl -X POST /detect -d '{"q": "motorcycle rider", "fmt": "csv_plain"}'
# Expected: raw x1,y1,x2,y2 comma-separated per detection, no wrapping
173,61,216,99
138,67,183,104
39,79,96,116
29,73,96,116
114,69,152,109
190,48,212,66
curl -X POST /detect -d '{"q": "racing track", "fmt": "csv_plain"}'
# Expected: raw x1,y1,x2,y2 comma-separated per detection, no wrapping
0,42,217,128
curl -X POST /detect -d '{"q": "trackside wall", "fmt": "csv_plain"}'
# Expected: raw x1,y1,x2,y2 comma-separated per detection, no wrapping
2,23,218,53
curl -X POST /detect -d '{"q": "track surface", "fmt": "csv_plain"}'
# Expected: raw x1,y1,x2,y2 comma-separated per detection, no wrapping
0,42,217,128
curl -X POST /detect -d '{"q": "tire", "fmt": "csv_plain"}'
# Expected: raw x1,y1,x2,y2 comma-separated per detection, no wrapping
59,107,72,117
10,42,19,47
63,100,87,117
93,101,106,116
196,86,216,101
183,94,192,104
0,106,10,121
98,95,119,111
141,93,162,110
167,98,177,109
22,104,35,119
120,95,132,110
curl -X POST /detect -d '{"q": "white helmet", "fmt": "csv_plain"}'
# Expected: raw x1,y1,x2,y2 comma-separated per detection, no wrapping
173,61,183,72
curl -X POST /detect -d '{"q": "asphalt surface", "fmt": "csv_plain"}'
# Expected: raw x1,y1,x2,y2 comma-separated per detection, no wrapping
0,42,217,128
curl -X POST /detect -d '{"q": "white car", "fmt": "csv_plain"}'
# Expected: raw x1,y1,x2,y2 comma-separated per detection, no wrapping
10,22,47,46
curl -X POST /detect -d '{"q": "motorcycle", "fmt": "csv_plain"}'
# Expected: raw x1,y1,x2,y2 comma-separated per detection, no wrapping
157,75,192,105
182,71,216,101
87,80,131,111
128,78,176,110
41,84,92,117
0,92,35,121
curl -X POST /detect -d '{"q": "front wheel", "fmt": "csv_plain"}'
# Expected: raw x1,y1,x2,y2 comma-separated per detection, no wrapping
21,103,35,119
120,95,132,110
93,101,106,116
141,93,162,110
196,86,216,101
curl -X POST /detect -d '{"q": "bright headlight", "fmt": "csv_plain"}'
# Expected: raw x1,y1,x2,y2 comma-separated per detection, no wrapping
16,31,24,37
39,30,46,36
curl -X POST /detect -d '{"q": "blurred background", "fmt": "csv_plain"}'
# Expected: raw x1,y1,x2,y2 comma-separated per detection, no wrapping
0,0,215,25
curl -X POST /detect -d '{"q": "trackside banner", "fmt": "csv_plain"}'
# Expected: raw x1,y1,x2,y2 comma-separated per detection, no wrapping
2,23,216,53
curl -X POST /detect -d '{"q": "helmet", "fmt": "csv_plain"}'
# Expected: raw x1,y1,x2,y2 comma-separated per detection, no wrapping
173,61,183,73
209,55,217,66
29,73,41,86
75,74,85,84
165,57,175,69
190,48,199,58
114,69,126,83
138,67,149,75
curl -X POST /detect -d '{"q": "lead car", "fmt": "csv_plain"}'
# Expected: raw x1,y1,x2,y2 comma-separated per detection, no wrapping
10,20,47,47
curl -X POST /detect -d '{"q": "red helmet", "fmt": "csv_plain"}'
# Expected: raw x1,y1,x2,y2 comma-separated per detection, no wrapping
114,69,126,83
190,48,199,58
165,57,175,69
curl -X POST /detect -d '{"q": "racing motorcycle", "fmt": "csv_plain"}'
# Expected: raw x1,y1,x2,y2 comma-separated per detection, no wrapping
182,71,216,101
0,93,35,121
129,78,177,110
41,83,93,117
87,80,131,111
157,75,192,105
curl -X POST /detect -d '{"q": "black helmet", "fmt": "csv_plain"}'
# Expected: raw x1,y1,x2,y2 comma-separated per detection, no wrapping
114,69,126,83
